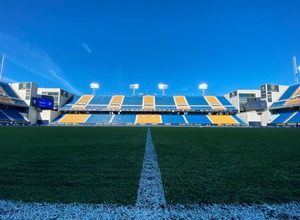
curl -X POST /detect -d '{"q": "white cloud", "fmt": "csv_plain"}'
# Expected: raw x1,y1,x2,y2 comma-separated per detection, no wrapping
82,43,92,54
0,32,83,95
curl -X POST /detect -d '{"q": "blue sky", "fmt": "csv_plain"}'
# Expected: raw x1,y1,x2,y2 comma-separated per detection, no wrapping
0,0,300,96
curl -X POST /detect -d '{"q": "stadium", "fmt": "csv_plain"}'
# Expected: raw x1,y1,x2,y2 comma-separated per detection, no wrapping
0,78,300,219
1,80,300,127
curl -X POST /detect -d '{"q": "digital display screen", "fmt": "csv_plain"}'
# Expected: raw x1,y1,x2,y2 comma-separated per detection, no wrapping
32,97,54,109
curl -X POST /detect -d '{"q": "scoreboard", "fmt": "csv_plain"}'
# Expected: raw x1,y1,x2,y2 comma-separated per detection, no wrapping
31,97,54,109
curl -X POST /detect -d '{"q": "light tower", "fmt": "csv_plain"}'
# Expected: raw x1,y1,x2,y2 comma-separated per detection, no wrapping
293,56,299,84
129,84,139,96
158,83,168,96
199,83,208,96
0,54,5,82
90,83,99,95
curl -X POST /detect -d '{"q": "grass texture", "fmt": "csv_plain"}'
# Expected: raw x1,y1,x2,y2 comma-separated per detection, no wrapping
0,126,147,205
151,127,300,204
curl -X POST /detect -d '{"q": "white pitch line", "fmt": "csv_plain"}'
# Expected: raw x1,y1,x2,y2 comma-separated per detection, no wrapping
135,127,167,209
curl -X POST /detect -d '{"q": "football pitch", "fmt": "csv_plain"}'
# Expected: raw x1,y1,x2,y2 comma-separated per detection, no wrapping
0,126,299,205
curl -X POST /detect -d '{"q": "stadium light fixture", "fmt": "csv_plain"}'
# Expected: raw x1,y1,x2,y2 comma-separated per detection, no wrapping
158,83,168,96
199,83,208,96
129,84,139,96
90,83,99,95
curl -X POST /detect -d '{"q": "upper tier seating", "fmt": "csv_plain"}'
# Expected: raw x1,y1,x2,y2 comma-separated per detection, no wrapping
72,95,93,109
107,95,124,110
121,96,143,110
0,97,11,104
185,96,212,110
155,96,177,110
0,82,19,98
285,99,300,106
217,96,237,110
270,112,295,124
174,96,190,110
207,115,239,125
136,114,162,124
270,100,287,109
87,96,112,109
279,84,300,101
143,95,155,110
205,96,226,110
58,114,91,123
161,114,186,124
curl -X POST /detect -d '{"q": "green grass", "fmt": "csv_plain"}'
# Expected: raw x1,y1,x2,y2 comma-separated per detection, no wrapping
151,127,300,204
0,126,147,205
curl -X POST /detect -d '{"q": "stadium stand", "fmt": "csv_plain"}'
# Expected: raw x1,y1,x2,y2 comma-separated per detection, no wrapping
217,96,237,111
270,100,287,109
58,114,91,123
205,96,226,110
86,96,112,110
184,114,212,125
232,115,246,125
155,96,177,110
278,84,300,101
136,114,162,124
161,114,186,124
0,108,28,124
287,111,300,123
112,114,136,124
143,95,155,110
207,115,239,125
185,96,212,110
85,114,112,123
285,99,300,106
72,95,93,109
121,96,143,110
270,112,296,124
0,110,10,122
0,82,19,99
107,95,124,110
174,96,190,110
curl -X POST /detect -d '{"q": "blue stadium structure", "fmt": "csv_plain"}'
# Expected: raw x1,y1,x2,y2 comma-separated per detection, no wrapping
1,80,300,127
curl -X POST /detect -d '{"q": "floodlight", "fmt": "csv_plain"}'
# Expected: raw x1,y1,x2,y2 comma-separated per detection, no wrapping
90,83,99,95
129,84,139,96
199,83,208,96
158,83,168,96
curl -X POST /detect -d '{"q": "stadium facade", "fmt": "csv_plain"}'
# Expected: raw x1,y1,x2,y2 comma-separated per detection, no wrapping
0,81,300,127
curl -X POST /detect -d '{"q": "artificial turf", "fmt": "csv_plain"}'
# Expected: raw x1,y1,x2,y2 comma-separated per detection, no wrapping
151,127,300,204
0,126,147,205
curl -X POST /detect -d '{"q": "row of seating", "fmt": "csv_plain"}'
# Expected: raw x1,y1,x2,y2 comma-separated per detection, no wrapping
61,95,237,111
55,113,245,125
0,82,27,106
270,83,300,109
269,111,300,125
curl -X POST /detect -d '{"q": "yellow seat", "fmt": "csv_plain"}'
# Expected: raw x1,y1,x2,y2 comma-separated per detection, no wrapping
205,96,226,110
174,96,190,110
136,114,161,124
72,95,93,109
59,114,90,123
286,99,300,106
208,115,238,125
143,96,155,110
107,95,124,110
